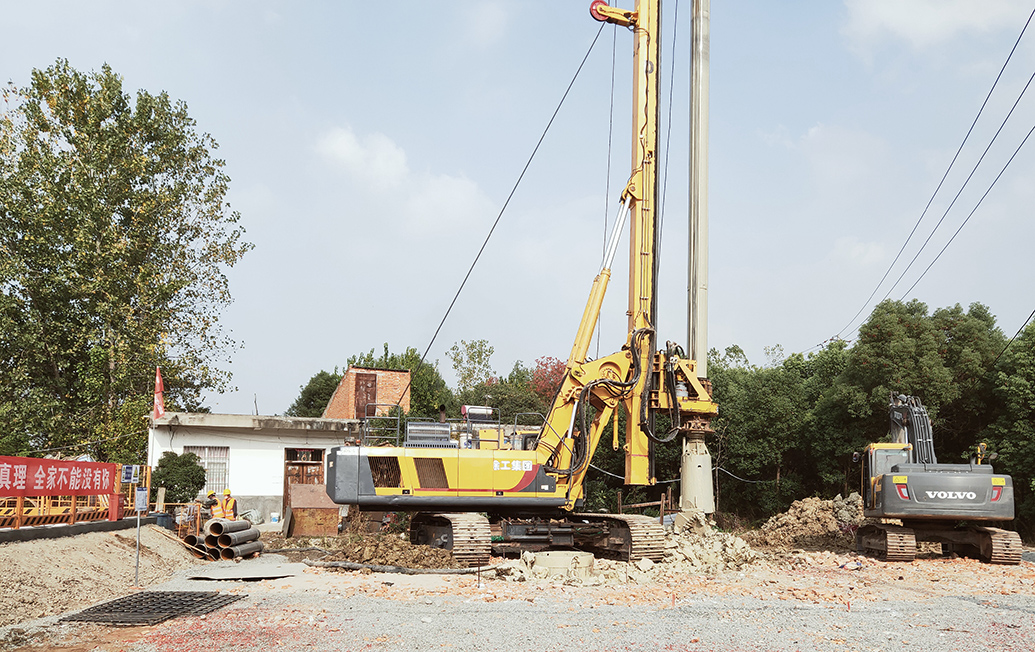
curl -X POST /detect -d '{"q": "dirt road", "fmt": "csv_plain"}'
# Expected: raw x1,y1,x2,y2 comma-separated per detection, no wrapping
4,543,1033,652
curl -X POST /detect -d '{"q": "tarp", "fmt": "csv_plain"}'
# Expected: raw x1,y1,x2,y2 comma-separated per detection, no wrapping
0,455,117,497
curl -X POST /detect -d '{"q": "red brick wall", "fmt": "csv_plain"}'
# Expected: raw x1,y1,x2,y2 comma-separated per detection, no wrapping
322,367,411,418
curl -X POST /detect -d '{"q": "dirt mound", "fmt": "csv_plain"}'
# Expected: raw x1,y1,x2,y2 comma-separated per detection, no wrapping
745,493,863,551
266,532,460,569
664,511,759,572
0,526,200,628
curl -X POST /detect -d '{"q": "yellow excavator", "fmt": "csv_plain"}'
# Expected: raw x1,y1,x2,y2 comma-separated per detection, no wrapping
328,0,717,566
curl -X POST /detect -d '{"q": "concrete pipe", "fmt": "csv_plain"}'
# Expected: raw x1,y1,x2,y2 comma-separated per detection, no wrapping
218,527,260,548
220,540,264,560
187,543,206,559
205,534,220,548
209,518,252,535
184,534,199,546
206,546,221,561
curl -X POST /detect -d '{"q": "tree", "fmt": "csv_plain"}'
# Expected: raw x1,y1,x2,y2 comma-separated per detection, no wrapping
447,339,495,393
150,451,207,504
530,356,566,404
0,61,251,461
348,344,452,418
285,369,343,417
457,361,548,424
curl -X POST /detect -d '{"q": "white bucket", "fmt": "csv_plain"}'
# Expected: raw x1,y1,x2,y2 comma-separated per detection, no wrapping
270,512,280,523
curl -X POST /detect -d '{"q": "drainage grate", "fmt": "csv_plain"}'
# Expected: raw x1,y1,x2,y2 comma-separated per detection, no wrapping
60,591,245,626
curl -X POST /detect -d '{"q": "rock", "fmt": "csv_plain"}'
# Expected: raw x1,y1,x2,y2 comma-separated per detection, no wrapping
636,557,655,572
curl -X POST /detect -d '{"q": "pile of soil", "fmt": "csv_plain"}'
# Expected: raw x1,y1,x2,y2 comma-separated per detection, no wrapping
0,526,199,628
265,532,460,569
664,510,759,572
745,493,864,551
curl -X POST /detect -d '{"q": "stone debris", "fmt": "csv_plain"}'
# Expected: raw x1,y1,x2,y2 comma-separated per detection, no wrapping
662,510,759,573
745,493,864,551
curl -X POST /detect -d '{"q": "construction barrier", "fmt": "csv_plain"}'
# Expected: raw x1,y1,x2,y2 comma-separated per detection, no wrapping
0,455,121,529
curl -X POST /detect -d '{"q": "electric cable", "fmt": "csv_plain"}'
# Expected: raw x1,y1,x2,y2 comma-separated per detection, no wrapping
390,23,608,412
886,69,1035,300
991,305,1035,368
829,4,1035,342
657,0,681,265
899,118,1035,298
715,466,775,485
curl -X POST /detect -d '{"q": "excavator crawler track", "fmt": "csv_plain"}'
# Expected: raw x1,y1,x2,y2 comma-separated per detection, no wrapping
575,513,666,562
977,527,1022,565
410,512,491,567
857,523,916,562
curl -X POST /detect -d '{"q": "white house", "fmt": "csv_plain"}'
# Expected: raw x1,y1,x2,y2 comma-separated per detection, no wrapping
148,412,362,521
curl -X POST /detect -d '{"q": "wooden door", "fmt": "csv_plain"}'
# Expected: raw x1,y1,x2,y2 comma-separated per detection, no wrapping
283,448,325,514
355,373,377,418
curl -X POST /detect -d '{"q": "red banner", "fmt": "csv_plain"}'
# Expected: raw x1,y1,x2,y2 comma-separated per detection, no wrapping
0,456,118,497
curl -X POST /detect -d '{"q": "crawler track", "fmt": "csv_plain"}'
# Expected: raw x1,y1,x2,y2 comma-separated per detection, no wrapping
575,512,666,562
410,512,491,567
978,527,1022,565
856,523,916,562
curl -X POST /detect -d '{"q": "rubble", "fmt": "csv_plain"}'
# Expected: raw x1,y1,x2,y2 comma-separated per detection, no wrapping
662,510,759,573
745,493,864,551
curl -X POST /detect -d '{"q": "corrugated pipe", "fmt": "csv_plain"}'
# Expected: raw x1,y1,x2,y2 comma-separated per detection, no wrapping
220,540,264,560
208,518,252,536
218,527,260,548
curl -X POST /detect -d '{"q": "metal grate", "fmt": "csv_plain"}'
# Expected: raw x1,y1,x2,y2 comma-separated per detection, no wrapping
60,591,244,626
368,456,401,487
414,457,449,489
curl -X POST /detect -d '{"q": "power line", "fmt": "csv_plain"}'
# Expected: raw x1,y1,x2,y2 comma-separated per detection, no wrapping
887,68,1035,300
900,118,1035,298
830,5,1035,342
391,23,608,410
991,306,1035,368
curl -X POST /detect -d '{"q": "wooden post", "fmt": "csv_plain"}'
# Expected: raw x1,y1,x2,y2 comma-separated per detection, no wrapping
617,489,622,514
70,495,77,525
659,493,665,524
15,496,24,530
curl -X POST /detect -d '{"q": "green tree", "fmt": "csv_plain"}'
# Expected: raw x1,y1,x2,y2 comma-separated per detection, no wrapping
447,339,495,393
348,344,452,418
150,451,207,504
0,61,251,461
285,369,343,417
986,321,1035,536
457,361,548,424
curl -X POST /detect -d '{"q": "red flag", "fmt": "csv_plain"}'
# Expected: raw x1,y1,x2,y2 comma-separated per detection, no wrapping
153,366,165,419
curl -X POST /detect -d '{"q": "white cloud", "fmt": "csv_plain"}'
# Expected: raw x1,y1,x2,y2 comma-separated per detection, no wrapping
842,0,1030,51
317,125,495,236
317,126,409,192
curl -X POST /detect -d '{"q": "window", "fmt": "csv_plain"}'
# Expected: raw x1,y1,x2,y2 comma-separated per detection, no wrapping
183,445,229,496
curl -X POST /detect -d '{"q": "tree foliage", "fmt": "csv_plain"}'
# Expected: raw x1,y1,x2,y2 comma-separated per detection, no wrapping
0,61,251,461
150,451,207,504
447,339,495,393
285,369,343,417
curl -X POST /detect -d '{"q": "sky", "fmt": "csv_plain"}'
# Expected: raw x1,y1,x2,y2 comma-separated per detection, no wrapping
3,1,1035,415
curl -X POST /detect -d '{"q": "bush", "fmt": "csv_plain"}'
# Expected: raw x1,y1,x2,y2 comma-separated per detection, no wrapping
151,452,207,504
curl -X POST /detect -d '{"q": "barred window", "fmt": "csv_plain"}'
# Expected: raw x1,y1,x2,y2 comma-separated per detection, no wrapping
183,446,229,497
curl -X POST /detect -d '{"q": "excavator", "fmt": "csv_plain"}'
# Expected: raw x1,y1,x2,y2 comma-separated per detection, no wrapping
854,393,1021,564
327,0,719,566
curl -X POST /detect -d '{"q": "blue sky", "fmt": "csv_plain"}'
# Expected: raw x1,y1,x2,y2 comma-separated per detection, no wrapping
4,1,1034,415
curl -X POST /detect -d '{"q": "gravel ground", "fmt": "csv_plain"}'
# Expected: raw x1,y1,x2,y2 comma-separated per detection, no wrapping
8,549,1034,652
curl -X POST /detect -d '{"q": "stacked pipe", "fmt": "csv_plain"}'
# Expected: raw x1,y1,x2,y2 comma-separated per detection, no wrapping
180,518,264,561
